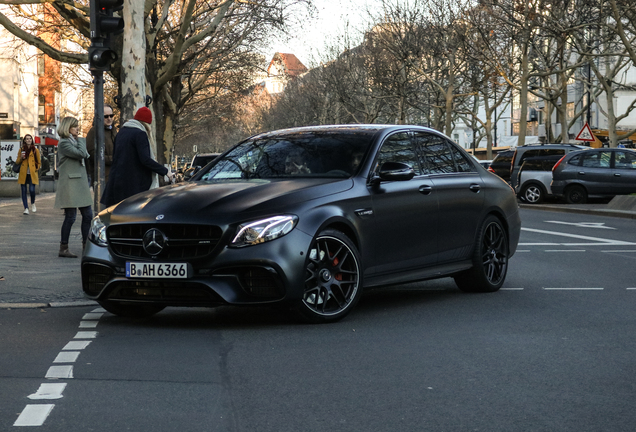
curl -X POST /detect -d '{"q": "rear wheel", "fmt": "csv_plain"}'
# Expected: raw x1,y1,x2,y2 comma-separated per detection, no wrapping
520,183,544,204
98,301,165,318
454,215,508,293
295,229,362,323
565,185,587,204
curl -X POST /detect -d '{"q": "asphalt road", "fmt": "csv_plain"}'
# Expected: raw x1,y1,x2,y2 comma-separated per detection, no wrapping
1,208,636,431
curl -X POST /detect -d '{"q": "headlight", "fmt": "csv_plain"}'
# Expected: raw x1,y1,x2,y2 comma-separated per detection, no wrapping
231,215,298,247
89,216,108,246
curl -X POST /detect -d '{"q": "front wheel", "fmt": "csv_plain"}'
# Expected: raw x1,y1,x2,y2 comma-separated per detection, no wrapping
454,215,509,293
520,183,544,204
98,301,165,318
565,185,587,204
295,229,362,323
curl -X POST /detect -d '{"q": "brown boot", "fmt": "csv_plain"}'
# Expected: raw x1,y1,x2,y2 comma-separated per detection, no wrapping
59,243,78,258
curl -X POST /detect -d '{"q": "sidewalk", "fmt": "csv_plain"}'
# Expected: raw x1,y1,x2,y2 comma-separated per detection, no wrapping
1,191,635,309
0,192,97,308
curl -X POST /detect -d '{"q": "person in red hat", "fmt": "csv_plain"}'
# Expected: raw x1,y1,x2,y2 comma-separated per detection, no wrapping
101,106,174,207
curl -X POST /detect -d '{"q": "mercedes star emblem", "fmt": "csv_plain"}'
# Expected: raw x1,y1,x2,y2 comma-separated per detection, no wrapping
143,228,167,256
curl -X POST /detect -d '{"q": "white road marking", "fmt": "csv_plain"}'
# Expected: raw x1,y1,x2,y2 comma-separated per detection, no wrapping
27,383,67,400
521,227,636,245
602,250,636,253
79,321,98,328
627,288,636,290
45,365,73,379
14,404,55,426
62,340,91,350
53,351,80,363
82,313,104,320
500,288,524,290
515,250,531,252
545,221,616,230
543,287,604,290
91,307,106,313
544,250,586,252
73,331,97,339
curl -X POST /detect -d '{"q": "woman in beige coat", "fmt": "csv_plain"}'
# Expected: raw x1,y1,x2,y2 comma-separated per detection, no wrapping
15,134,41,215
54,117,93,258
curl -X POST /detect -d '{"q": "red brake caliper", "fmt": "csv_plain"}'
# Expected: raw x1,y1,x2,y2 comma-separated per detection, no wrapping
333,257,342,280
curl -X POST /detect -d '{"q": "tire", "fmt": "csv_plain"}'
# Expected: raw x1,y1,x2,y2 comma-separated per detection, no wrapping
295,229,363,323
454,215,508,293
520,183,544,204
565,185,587,204
98,300,165,318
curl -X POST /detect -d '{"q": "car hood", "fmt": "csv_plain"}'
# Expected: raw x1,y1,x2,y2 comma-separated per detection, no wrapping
105,178,353,224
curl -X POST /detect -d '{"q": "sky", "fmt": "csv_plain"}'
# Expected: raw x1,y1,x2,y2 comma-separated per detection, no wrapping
266,0,376,68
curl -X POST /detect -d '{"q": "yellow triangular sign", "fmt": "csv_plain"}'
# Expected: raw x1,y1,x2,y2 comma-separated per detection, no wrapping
576,122,596,142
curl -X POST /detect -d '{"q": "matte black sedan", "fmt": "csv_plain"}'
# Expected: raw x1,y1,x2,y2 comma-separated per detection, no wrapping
82,125,521,323
551,148,636,204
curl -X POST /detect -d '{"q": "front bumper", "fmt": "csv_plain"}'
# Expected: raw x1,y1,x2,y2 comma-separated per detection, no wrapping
81,228,314,307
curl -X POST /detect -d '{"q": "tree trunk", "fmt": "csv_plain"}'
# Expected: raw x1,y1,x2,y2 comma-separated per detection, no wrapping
120,0,147,122
517,46,529,148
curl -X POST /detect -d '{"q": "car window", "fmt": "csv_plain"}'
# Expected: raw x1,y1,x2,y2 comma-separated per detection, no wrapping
198,132,372,180
413,132,455,174
376,132,422,175
492,152,513,165
447,141,476,173
567,154,582,165
615,151,636,169
581,151,611,168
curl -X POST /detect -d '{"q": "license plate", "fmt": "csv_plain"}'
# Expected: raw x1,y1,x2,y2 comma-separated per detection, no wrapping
126,262,189,279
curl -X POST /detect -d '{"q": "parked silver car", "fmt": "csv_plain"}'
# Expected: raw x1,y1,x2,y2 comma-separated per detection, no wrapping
515,155,563,204
551,148,636,204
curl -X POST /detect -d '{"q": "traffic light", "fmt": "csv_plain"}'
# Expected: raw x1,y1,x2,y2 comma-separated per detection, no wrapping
89,0,124,72
13,122,20,140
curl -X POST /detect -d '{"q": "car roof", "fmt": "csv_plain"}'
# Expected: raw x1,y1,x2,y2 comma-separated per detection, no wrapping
248,124,444,140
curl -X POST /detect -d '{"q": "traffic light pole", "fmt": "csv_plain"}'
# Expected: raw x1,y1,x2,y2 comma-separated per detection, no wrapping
93,71,105,212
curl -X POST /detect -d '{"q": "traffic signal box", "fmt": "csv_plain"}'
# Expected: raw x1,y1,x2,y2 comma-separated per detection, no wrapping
89,0,124,72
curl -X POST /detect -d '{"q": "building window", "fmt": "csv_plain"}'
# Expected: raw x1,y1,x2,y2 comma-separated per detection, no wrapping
38,55,45,76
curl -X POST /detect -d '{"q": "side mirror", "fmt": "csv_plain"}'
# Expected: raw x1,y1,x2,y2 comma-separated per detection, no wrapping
377,161,415,182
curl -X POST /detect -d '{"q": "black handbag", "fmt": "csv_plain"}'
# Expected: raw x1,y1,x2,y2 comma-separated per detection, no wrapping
12,162,21,173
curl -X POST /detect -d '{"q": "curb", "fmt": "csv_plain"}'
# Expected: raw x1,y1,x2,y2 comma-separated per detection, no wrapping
0,300,98,309
519,203,636,219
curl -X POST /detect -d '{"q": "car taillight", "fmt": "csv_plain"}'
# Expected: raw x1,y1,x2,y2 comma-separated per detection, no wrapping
552,155,566,171
488,166,495,173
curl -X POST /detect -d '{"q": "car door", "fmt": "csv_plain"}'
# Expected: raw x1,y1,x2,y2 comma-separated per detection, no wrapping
414,132,484,264
367,132,439,275
612,150,636,194
578,150,613,194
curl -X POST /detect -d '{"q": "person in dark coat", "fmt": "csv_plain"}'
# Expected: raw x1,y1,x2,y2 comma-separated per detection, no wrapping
86,103,117,185
100,107,174,207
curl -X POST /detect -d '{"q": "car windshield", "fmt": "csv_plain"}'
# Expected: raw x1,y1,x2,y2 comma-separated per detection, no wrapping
199,131,373,180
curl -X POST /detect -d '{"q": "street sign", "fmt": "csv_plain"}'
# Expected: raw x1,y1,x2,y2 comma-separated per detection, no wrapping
575,122,596,142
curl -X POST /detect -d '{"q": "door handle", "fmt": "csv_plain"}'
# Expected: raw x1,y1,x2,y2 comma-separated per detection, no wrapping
614,173,621,177
469,184,481,193
418,185,432,195
578,172,586,175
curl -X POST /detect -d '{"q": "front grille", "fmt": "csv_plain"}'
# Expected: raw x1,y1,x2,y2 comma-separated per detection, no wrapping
82,262,113,296
107,224,222,260
108,280,224,304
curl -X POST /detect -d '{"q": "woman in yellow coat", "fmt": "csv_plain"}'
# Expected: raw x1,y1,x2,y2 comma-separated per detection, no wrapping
15,134,41,215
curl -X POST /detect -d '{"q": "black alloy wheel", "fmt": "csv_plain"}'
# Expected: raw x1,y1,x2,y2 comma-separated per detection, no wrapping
98,300,165,318
520,183,544,204
454,215,508,293
565,185,588,204
297,229,362,323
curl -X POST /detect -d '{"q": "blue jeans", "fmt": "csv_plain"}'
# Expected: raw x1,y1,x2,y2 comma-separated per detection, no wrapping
61,206,93,245
21,174,36,209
